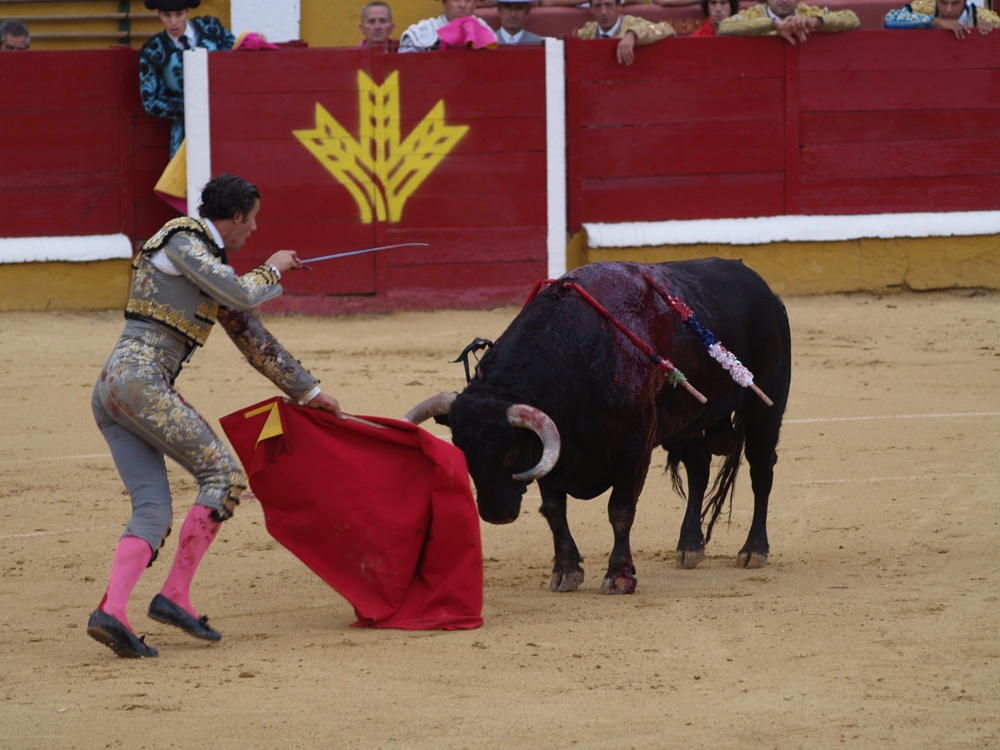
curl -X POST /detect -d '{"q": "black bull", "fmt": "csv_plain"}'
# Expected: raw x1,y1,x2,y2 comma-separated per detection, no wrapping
405,259,791,595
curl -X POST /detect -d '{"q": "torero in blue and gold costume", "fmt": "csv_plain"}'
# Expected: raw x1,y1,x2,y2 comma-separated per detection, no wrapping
139,0,234,157
88,174,344,659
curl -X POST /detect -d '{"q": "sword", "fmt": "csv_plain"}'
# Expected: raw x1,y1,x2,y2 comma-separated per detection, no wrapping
296,242,429,269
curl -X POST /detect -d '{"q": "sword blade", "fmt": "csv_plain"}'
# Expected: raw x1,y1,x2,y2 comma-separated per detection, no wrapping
300,243,428,264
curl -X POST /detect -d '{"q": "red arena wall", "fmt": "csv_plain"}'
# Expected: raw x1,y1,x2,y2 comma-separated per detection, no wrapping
209,46,549,313
2,33,999,311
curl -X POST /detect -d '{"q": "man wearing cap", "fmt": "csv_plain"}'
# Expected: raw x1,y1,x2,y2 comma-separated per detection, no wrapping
574,0,675,66
496,1,543,44
87,173,344,659
139,0,235,158
399,0,495,51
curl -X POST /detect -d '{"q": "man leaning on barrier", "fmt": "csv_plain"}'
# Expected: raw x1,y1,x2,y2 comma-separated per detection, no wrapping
884,0,997,37
719,0,860,43
574,0,675,66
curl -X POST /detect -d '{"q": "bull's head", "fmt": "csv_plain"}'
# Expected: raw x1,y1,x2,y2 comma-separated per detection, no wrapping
405,392,561,524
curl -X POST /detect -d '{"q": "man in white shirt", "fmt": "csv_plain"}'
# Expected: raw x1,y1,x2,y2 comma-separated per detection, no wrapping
497,0,544,44
399,0,495,51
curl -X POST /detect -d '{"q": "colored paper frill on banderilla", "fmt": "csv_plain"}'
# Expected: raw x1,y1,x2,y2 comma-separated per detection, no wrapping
220,397,483,630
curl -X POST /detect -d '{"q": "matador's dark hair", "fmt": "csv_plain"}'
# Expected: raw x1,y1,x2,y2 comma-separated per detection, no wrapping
701,0,741,17
198,174,260,222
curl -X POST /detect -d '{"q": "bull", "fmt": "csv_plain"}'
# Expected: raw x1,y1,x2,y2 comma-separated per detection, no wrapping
405,259,791,594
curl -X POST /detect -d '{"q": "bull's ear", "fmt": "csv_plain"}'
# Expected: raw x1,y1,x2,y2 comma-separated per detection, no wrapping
432,414,451,427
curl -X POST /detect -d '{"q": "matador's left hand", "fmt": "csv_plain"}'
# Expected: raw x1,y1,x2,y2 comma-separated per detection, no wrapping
308,392,346,419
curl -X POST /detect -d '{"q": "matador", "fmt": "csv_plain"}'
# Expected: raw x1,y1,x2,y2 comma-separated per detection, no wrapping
88,173,343,658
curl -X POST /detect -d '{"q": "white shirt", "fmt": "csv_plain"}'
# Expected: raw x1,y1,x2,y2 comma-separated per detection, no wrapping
598,18,623,37
499,28,525,44
168,23,198,50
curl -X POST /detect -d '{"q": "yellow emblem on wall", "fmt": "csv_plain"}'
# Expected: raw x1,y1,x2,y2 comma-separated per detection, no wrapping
293,71,469,223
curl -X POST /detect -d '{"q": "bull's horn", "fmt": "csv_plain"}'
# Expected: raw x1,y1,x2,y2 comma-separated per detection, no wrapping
404,392,458,424
507,404,561,482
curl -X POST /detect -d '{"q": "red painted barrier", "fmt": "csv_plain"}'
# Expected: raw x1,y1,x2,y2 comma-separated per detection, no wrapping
209,47,548,312
566,31,1000,231
4,34,1000,310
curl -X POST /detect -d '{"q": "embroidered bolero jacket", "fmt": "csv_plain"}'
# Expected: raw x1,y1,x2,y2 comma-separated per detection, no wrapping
575,15,676,42
884,0,999,27
139,16,235,156
127,218,319,401
719,3,861,34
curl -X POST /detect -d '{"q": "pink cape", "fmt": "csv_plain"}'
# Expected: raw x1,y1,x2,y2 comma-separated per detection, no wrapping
220,397,483,630
437,16,498,49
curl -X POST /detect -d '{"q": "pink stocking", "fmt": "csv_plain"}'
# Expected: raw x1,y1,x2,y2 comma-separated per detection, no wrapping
98,535,153,633
159,505,221,618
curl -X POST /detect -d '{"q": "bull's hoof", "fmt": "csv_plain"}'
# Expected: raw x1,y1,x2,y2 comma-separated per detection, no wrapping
736,551,768,569
675,547,705,569
550,569,584,593
600,573,637,595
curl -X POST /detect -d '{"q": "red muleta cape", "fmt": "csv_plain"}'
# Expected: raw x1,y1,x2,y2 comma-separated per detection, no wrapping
220,397,483,630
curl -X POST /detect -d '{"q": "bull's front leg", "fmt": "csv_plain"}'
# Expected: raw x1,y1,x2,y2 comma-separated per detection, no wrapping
675,438,711,569
538,484,584,592
601,486,640,595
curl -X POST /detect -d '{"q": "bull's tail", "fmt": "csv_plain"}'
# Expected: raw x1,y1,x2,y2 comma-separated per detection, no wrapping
702,415,745,544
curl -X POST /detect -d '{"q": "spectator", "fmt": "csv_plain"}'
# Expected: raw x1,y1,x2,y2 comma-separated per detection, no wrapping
719,0,859,43
691,0,740,34
359,1,399,48
885,0,997,37
574,0,675,66
139,0,235,158
497,0,544,43
0,19,30,50
400,0,496,51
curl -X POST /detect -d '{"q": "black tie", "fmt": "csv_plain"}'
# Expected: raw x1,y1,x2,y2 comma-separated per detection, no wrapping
178,35,190,50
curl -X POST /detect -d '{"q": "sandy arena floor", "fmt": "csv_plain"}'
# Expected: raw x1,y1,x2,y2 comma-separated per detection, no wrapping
1,290,999,749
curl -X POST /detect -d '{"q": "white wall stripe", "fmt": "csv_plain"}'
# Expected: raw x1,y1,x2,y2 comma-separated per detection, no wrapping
584,211,1000,248
184,47,212,219
0,234,132,264
545,38,567,281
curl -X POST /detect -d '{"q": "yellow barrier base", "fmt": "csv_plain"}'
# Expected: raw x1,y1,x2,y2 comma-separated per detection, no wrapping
0,260,132,311
577,235,1000,295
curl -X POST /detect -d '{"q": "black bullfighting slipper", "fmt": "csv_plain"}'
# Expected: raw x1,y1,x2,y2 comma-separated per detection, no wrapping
147,594,222,642
87,609,159,659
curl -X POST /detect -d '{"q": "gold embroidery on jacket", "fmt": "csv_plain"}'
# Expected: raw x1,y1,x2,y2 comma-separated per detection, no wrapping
126,298,211,347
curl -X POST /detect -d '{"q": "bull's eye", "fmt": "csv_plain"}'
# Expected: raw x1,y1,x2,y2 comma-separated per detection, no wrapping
502,448,518,470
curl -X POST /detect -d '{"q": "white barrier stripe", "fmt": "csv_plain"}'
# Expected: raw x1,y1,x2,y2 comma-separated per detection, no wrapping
184,47,212,219
583,211,1000,247
0,234,133,264
545,38,567,281
785,411,1000,424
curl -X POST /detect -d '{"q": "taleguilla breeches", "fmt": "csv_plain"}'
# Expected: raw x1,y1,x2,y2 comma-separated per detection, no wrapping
92,321,247,552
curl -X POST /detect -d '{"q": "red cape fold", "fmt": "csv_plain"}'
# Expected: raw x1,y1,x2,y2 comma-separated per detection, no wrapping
220,397,483,630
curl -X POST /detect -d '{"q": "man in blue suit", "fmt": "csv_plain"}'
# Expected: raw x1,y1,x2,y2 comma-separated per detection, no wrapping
139,0,234,158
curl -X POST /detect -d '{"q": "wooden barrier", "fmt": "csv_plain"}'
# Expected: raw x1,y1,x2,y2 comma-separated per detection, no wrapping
209,46,548,312
566,31,1000,231
3,34,999,311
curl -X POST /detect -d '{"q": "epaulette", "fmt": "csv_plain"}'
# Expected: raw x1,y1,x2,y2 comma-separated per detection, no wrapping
135,217,224,268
